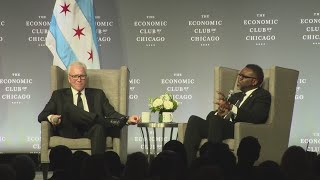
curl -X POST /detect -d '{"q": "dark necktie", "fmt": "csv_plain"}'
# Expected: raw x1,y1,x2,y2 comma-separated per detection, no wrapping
77,92,84,110
234,93,246,107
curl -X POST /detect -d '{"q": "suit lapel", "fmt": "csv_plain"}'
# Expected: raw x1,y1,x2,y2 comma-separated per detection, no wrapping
85,88,94,112
64,88,74,104
240,88,260,108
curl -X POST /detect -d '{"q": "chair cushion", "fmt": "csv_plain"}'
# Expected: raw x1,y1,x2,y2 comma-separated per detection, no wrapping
49,136,113,149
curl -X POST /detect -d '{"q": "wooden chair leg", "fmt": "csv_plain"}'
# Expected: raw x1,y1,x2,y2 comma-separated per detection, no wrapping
41,163,49,180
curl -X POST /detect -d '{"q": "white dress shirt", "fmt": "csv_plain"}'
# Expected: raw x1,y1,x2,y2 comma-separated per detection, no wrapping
70,87,89,112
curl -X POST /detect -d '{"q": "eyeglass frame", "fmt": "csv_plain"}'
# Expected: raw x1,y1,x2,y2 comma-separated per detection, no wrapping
69,74,87,80
238,73,257,79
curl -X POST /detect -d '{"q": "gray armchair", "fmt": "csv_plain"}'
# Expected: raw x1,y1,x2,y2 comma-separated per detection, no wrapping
178,66,299,164
41,65,129,179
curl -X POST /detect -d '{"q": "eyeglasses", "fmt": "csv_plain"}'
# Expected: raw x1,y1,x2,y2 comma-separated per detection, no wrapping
238,74,256,79
69,74,87,80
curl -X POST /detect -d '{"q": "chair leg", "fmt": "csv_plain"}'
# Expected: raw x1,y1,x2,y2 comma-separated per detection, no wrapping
41,163,49,180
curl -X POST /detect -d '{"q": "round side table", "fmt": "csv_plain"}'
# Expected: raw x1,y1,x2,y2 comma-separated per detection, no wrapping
137,122,178,162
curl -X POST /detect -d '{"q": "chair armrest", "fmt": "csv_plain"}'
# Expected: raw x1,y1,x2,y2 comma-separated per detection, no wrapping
120,125,128,162
235,122,271,139
40,121,53,163
41,121,53,146
177,123,188,143
113,125,128,163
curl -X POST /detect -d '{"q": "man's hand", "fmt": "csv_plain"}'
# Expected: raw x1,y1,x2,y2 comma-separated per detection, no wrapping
215,91,233,117
215,91,233,111
127,115,141,125
49,115,61,126
217,107,229,117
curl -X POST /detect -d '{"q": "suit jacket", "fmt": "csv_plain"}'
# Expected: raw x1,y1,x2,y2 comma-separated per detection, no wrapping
38,88,125,137
228,87,271,124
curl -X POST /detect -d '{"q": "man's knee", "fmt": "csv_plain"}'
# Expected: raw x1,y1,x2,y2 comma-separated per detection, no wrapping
188,115,201,125
206,111,217,120
187,115,206,129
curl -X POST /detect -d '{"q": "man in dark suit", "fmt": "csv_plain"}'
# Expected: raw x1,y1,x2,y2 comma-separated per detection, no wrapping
184,64,271,165
38,61,140,154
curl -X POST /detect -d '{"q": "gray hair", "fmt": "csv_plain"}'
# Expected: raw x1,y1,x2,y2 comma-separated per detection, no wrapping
68,61,87,74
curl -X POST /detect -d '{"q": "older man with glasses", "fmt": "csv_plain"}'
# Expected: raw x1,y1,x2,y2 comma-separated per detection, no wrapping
38,61,140,154
183,64,271,165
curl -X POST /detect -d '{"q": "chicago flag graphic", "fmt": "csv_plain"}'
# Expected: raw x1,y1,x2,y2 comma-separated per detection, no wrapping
46,0,100,69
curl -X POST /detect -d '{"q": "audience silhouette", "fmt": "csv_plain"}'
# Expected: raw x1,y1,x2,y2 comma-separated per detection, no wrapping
104,151,123,179
234,136,261,179
280,145,310,180
2,137,320,180
49,145,73,180
70,150,90,180
149,150,185,180
0,164,16,180
11,154,36,180
121,152,149,180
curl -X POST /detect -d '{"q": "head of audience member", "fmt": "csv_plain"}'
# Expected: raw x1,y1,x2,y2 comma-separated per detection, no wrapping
253,166,284,180
122,152,149,180
199,142,230,160
81,154,111,180
70,150,90,180
210,145,236,178
192,142,235,178
255,160,284,180
149,150,185,180
10,154,36,180
237,136,261,165
207,142,233,164
0,164,16,180
68,61,88,92
280,145,309,179
311,153,320,177
104,151,123,178
189,165,224,180
190,156,212,171
49,145,72,171
237,64,264,92
163,140,188,167
199,142,211,158
259,160,279,168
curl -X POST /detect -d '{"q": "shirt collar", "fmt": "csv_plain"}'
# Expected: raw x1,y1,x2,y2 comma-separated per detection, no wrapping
70,87,85,95
244,88,258,97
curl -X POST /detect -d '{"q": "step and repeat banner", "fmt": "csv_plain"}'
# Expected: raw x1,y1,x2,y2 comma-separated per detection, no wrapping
0,0,319,154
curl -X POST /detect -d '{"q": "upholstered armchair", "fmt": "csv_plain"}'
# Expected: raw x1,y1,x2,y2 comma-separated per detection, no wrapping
41,65,129,179
178,66,299,164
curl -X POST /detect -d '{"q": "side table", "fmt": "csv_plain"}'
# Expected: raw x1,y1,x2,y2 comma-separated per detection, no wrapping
137,122,178,162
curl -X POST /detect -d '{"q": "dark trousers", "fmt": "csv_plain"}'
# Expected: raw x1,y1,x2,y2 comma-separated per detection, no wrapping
56,103,118,154
183,111,234,165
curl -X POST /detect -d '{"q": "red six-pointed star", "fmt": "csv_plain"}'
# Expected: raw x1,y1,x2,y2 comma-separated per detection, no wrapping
88,50,93,61
73,25,85,39
60,2,71,16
